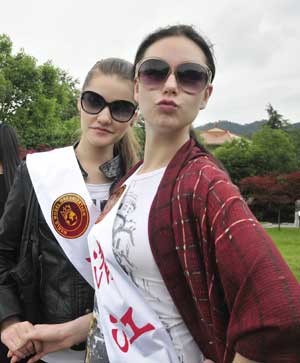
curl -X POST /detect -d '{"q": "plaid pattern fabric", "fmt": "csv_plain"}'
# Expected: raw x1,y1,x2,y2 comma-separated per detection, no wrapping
117,139,300,363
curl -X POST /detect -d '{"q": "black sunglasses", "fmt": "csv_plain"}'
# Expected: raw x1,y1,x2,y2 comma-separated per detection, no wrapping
136,58,212,94
81,91,137,123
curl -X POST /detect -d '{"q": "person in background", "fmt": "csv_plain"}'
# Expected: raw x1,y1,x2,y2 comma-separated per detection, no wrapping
0,58,139,363
0,123,21,363
0,123,20,218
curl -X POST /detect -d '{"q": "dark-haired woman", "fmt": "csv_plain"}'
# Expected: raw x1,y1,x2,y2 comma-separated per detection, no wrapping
0,58,140,363
85,25,300,363
0,123,21,363
0,123,20,218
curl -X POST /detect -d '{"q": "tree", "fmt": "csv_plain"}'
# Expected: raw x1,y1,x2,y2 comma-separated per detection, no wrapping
214,138,256,184
0,34,79,148
251,126,298,175
265,103,289,129
240,172,300,228
213,125,298,185
286,126,300,170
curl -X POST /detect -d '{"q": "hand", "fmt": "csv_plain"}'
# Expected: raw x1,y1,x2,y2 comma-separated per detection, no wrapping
8,337,65,363
8,340,42,363
9,314,92,363
8,323,73,363
1,319,41,360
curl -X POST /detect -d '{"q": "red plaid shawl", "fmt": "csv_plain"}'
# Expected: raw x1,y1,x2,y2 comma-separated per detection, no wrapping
117,139,300,362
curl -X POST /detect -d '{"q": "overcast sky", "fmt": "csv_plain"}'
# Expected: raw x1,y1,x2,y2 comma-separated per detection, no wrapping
1,0,299,126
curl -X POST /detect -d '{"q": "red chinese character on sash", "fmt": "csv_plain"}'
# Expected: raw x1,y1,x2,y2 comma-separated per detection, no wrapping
109,307,155,353
87,240,112,289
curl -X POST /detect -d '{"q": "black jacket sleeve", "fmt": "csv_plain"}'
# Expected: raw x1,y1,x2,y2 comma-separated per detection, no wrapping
0,162,31,323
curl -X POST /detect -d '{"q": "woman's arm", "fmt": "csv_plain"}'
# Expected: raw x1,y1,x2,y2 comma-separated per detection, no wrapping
0,163,29,323
201,165,300,360
8,313,92,363
1,318,40,360
0,163,36,360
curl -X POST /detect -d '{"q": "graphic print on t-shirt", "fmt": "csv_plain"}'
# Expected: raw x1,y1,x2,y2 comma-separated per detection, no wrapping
112,191,137,277
110,180,186,363
87,169,203,363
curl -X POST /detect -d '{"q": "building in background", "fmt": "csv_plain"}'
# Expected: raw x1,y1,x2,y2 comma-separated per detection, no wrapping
199,127,241,149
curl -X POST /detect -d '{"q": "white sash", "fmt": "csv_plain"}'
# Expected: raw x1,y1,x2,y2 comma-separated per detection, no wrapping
88,177,180,362
27,146,99,287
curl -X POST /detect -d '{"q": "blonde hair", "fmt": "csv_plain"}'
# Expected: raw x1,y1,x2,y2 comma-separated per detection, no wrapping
82,58,140,172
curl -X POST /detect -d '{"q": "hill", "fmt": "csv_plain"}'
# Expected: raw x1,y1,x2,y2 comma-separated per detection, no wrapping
195,120,300,136
288,122,300,129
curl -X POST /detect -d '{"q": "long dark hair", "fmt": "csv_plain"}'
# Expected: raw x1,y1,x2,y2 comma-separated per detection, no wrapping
0,123,21,193
82,58,140,174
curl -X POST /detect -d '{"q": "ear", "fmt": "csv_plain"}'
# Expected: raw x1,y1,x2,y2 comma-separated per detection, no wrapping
199,84,213,110
134,78,139,104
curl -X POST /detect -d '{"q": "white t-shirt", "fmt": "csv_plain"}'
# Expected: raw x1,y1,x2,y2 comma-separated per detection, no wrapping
87,168,203,363
44,182,111,363
86,182,111,212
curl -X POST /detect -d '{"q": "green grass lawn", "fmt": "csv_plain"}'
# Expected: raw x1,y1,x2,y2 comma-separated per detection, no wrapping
265,227,300,280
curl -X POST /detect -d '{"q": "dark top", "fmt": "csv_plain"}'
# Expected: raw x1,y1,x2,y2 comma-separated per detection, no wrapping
0,174,7,218
0,152,124,327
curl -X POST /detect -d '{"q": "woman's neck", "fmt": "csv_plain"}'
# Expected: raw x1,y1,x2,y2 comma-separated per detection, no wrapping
141,128,189,174
75,140,114,184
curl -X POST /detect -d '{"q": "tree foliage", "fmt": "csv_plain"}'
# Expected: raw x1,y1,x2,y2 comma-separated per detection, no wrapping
133,116,146,157
214,138,256,184
0,34,80,148
251,126,298,175
266,103,289,129
240,172,300,226
214,125,298,184
286,126,300,170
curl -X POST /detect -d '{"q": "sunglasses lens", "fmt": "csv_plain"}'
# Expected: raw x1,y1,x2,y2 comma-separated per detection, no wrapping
81,91,105,114
138,59,169,87
176,63,210,93
110,101,136,122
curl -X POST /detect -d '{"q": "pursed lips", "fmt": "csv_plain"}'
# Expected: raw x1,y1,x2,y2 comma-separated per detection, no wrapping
156,99,179,112
156,99,179,107
89,126,114,134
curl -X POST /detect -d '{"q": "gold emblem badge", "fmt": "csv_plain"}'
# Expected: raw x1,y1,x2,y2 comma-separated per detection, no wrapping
51,193,89,238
